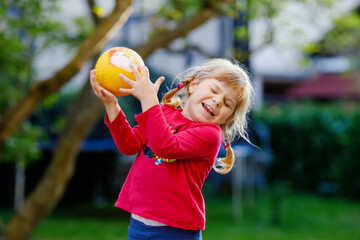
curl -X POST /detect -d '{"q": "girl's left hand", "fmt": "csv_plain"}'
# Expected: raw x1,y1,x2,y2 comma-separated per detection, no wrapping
119,65,165,103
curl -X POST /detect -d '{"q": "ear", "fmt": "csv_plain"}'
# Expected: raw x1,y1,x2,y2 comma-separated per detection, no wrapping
188,78,200,94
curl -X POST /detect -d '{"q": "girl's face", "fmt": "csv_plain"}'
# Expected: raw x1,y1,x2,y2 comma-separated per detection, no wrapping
182,78,238,125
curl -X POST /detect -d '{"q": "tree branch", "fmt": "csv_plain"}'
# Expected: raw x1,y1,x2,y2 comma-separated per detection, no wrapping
86,0,101,24
165,44,219,59
136,8,220,58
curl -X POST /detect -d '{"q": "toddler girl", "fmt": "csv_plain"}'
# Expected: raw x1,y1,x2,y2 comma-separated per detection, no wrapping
90,58,254,240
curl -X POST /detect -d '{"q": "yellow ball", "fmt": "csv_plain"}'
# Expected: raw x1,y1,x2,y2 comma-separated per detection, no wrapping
95,47,145,97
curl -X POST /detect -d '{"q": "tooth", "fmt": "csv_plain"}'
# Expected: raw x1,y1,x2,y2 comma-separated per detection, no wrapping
205,104,214,115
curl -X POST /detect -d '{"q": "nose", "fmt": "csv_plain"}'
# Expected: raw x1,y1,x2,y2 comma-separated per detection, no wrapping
212,95,223,107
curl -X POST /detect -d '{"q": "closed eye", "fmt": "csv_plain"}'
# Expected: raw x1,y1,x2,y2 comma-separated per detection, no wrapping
225,99,234,109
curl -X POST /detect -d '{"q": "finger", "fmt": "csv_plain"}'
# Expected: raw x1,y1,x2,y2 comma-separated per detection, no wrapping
91,79,104,96
100,86,114,97
119,73,136,87
90,70,95,82
90,73,112,97
90,73,101,93
130,64,142,81
119,88,133,95
90,74,97,86
100,89,107,98
154,76,165,89
89,69,95,81
92,89,101,97
100,88,115,98
92,82,104,97
143,66,150,81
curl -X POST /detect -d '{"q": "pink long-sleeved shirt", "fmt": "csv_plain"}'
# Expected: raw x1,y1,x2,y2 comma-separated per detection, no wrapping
105,104,222,230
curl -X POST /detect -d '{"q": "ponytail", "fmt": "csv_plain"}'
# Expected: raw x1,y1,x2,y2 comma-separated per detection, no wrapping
213,142,235,174
162,88,181,107
162,80,192,107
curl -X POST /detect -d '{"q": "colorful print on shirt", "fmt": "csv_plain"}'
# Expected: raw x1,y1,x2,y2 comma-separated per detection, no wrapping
143,124,178,165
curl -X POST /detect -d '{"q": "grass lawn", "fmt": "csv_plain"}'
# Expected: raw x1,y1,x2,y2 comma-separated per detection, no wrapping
2,192,360,240
203,193,360,240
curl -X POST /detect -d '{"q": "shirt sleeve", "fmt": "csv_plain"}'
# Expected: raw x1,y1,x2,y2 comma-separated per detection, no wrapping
105,109,146,155
135,104,222,160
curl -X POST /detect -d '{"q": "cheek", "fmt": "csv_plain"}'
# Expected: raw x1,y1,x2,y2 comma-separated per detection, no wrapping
223,108,235,120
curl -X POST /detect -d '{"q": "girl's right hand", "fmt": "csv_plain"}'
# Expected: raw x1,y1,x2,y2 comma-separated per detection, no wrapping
90,69,120,122
90,69,117,106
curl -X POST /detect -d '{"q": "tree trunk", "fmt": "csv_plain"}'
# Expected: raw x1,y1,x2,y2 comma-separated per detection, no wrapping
136,8,218,58
5,82,104,240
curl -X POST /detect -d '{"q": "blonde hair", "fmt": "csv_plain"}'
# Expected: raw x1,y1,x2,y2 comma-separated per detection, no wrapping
162,58,254,174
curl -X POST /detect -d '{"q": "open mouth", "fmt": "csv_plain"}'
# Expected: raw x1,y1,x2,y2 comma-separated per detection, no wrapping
202,103,215,116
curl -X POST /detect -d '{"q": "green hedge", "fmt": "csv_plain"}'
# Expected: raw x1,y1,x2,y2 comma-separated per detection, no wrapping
255,102,360,199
